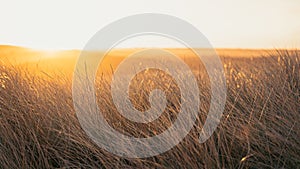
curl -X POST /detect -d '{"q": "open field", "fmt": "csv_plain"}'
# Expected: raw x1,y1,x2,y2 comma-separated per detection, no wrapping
0,46,299,168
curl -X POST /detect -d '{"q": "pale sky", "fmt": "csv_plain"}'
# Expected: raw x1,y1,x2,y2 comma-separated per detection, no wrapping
0,0,300,50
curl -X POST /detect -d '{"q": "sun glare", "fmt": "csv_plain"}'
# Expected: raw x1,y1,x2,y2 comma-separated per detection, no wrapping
43,50,60,58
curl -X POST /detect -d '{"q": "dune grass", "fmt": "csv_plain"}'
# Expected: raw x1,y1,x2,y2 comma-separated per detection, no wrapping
0,50,299,168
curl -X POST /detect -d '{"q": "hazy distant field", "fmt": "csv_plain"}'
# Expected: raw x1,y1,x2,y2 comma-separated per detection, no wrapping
0,46,299,168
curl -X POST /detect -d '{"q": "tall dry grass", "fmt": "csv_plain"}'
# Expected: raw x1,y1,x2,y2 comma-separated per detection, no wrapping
0,50,299,168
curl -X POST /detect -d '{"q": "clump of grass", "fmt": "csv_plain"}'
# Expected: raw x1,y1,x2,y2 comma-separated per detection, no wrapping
0,50,299,168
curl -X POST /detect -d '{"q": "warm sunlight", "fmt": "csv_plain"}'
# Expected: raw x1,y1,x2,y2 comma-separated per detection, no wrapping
1,1,299,168
39,51,59,58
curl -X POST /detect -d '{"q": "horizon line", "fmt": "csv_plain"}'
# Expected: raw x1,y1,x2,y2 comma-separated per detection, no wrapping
0,44,299,52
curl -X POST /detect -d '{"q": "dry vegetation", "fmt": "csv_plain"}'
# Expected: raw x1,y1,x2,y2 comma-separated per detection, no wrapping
0,49,299,168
